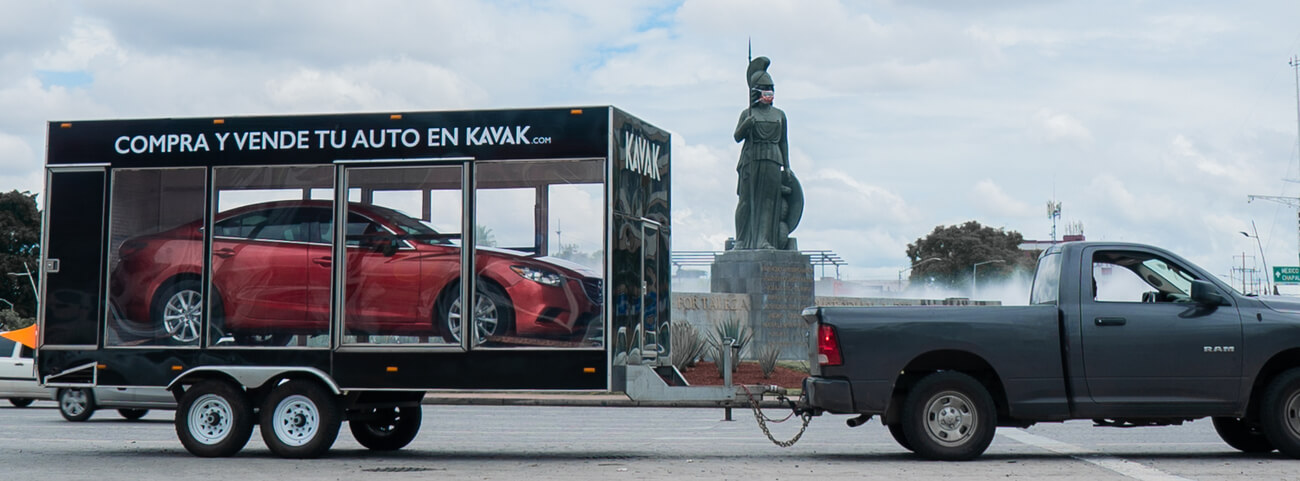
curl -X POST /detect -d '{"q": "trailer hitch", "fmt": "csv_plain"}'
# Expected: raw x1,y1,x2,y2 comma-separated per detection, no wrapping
741,385,814,447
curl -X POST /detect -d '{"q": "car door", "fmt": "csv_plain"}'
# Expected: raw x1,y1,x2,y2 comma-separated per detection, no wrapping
0,338,45,397
211,207,310,328
341,210,423,333
1078,247,1243,412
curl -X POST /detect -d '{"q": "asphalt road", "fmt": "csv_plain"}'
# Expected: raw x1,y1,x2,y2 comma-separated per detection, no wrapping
1,400,1295,480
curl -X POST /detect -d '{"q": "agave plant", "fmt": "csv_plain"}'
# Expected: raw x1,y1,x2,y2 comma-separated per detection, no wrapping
708,316,753,376
756,344,782,379
670,321,707,371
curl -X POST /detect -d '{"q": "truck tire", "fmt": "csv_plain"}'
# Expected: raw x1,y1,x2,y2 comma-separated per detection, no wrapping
1212,417,1274,453
259,380,342,458
887,422,914,452
900,371,997,461
1261,368,1300,458
349,406,422,451
175,381,254,457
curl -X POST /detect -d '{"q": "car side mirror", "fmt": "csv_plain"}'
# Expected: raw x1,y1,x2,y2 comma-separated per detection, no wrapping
1190,280,1228,306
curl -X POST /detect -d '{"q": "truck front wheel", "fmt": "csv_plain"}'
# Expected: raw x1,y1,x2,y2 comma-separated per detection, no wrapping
900,371,997,461
1212,417,1274,453
1261,368,1300,458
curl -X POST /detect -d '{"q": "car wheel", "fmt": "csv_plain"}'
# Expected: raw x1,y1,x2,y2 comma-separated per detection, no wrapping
349,406,422,451
1261,368,1300,458
259,380,342,459
58,388,96,422
118,408,149,420
438,282,513,345
175,380,254,457
900,371,997,461
152,279,204,344
9,398,34,408
887,422,914,452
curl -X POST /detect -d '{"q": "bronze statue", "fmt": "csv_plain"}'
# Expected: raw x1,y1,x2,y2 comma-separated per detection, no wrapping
733,56,801,250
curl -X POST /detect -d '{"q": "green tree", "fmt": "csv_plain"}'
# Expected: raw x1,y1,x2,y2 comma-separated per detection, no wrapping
905,220,1034,291
0,190,40,324
474,225,497,247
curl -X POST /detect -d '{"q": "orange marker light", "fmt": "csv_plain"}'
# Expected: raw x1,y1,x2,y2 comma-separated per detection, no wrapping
213,119,225,125
386,366,399,372
96,364,107,370
390,114,402,120
583,367,596,374
59,123,72,128
570,109,583,115
171,365,183,371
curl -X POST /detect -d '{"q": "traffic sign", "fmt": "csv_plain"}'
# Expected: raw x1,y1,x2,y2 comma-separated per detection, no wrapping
1274,266,1300,285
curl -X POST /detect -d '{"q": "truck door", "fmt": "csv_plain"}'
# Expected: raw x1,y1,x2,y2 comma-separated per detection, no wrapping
1078,247,1243,412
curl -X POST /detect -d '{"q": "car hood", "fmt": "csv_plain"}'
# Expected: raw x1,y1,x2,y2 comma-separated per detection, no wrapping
476,246,600,278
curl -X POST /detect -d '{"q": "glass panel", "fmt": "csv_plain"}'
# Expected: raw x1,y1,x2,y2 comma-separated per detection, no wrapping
475,160,605,349
105,168,205,346
209,166,333,347
342,165,462,346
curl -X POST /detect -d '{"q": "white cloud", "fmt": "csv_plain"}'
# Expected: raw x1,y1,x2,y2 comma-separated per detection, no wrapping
972,179,1035,217
1032,108,1092,144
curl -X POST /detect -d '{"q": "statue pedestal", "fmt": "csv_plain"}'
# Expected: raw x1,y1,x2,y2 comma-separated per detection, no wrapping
710,249,814,360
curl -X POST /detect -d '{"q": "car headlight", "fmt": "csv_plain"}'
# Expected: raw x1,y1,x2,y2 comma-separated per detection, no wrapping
511,266,564,286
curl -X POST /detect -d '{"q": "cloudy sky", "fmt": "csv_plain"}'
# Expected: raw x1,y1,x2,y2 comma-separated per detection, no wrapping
5,1,1300,291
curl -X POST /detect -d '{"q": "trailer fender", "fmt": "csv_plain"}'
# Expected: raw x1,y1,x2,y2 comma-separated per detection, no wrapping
166,366,341,395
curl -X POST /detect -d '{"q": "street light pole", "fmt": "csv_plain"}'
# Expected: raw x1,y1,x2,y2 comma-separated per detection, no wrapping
972,260,1006,298
1242,221,1271,294
7,261,37,303
898,257,942,291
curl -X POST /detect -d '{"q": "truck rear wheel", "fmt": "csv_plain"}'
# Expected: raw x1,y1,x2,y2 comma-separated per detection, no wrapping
259,380,342,458
175,381,254,457
900,371,997,461
1261,368,1300,458
1212,417,1274,453
349,406,422,451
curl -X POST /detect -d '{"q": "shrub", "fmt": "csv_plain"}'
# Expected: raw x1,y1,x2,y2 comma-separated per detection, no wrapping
708,317,753,377
757,344,782,379
670,321,707,370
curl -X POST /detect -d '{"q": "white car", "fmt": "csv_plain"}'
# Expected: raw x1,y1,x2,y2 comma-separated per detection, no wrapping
0,334,174,421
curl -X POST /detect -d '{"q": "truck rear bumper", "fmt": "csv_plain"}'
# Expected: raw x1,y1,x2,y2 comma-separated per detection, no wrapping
803,377,855,414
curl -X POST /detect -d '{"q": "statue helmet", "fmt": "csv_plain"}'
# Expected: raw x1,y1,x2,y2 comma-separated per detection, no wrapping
747,56,773,89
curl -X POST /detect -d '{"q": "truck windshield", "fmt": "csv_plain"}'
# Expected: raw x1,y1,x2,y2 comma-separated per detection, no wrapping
1030,252,1062,305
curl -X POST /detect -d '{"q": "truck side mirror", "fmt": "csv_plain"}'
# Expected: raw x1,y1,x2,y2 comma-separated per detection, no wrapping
1190,280,1228,306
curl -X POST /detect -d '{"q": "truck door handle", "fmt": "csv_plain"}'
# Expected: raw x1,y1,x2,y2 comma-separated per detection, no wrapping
1095,317,1127,326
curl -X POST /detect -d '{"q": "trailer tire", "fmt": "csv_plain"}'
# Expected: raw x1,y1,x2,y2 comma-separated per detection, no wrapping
118,408,149,420
176,381,254,457
259,380,342,459
349,406,422,451
900,371,996,461
58,388,96,422
1261,368,1300,458
1212,417,1274,453
887,422,914,452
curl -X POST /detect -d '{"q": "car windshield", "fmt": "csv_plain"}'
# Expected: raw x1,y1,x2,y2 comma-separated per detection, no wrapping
364,205,455,245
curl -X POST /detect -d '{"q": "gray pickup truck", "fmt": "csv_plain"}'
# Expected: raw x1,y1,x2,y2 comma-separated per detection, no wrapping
801,241,1300,460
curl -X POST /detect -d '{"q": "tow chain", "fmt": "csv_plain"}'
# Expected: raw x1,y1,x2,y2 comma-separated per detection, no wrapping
741,385,813,447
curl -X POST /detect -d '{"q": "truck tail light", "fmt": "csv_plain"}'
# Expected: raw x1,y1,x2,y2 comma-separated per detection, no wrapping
818,324,843,366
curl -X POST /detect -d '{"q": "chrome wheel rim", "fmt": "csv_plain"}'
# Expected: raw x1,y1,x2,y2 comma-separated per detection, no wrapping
271,394,319,447
188,393,233,445
924,390,978,447
1285,390,1300,439
163,289,202,343
447,293,500,345
61,389,88,416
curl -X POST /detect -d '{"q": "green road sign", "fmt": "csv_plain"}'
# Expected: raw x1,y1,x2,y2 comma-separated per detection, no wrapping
1274,266,1300,285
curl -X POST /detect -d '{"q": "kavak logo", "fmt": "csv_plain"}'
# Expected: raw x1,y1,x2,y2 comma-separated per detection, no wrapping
623,131,661,181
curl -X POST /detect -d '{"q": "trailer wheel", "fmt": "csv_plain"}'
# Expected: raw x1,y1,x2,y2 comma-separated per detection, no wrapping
887,422,914,452
58,388,96,422
175,381,254,457
118,408,149,420
349,406,422,451
900,371,997,461
1261,368,1300,458
9,398,34,408
259,380,342,458
1212,417,1274,453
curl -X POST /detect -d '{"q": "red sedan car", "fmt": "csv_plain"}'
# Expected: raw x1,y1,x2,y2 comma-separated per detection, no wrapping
109,200,603,346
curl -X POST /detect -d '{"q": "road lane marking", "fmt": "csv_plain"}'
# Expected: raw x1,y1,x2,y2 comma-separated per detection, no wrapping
1000,429,1191,481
